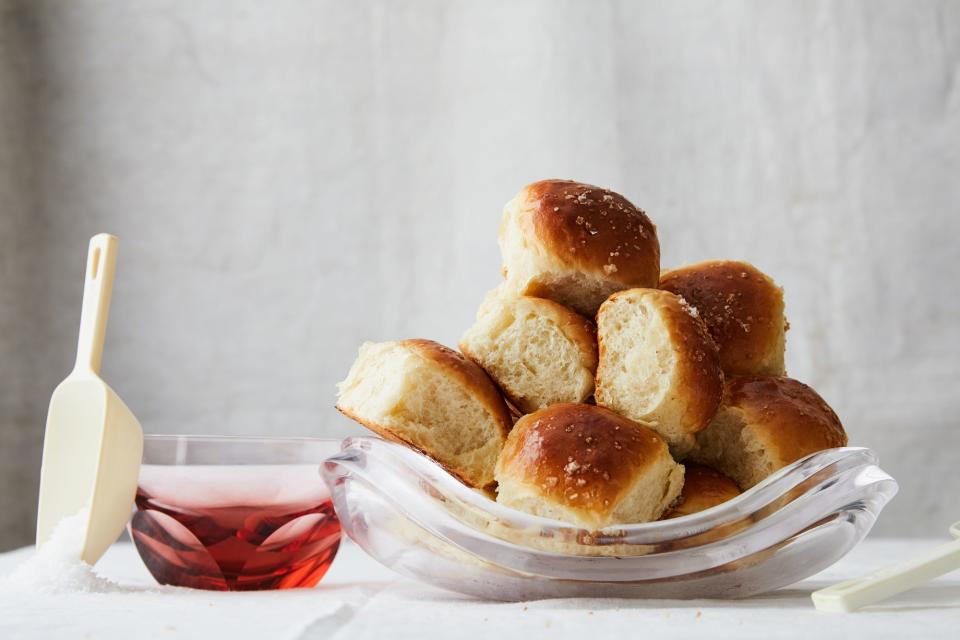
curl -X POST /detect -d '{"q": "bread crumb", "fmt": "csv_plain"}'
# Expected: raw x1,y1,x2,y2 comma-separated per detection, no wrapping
603,264,618,275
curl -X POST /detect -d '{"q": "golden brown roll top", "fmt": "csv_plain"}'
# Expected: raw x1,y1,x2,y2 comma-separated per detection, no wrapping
499,179,660,317
662,464,741,519
336,339,512,488
595,288,723,457
690,376,848,489
726,375,847,461
494,403,684,529
659,260,786,376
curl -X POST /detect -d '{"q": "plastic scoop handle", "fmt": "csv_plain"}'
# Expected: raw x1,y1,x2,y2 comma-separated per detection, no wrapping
74,234,118,376
811,523,960,612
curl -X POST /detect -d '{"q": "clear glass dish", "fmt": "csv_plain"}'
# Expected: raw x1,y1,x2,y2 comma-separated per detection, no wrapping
130,435,342,591
321,437,897,600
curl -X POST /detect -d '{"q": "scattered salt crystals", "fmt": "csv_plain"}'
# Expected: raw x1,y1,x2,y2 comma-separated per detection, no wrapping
678,296,700,318
0,507,128,595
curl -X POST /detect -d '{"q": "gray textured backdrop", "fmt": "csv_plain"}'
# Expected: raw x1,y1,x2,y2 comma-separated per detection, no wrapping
1,0,958,550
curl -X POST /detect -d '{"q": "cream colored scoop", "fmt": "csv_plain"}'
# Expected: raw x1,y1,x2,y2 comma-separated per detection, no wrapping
36,234,143,565
812,521,960,612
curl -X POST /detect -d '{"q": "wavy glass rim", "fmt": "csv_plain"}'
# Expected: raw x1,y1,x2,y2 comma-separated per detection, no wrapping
323,437,898,563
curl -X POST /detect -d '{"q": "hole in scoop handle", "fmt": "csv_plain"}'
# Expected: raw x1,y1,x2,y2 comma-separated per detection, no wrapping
811,538,960,612
74,234,118,375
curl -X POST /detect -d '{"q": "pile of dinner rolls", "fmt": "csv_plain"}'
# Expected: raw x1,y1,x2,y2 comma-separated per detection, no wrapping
337,179,848,530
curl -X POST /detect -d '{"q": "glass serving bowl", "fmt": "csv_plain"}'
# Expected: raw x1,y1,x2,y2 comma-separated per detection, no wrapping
130,435,342,591
322,437,897,600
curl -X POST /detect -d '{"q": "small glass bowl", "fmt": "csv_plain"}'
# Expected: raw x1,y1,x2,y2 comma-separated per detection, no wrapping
130,435,342,591
322,437,897,600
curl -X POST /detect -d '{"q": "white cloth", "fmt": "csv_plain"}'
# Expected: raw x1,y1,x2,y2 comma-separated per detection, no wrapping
0,539,957,639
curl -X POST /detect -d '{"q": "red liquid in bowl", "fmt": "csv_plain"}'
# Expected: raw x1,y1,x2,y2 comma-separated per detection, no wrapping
130,465,341,591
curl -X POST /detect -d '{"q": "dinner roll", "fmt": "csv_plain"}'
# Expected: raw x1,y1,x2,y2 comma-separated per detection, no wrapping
460,287,597,414
336,339,512,488
498,179,660,317
689,376,848,489
659,260,787,376
595,288,723,457
495,404,684,529
662,464,741,519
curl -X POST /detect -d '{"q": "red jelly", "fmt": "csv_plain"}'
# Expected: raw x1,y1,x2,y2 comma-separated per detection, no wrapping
130,464,341,591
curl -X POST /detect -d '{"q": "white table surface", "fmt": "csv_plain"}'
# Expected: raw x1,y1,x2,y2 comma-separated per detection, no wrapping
1,537,957,639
